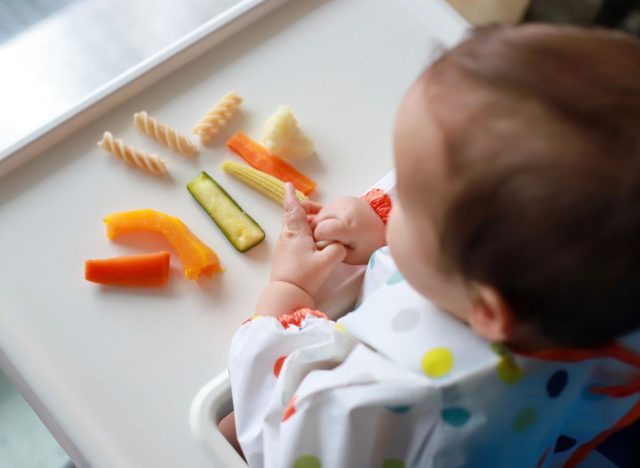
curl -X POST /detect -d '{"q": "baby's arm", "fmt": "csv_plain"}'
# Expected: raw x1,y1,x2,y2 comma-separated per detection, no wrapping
220,184,346,454
311,190,389,265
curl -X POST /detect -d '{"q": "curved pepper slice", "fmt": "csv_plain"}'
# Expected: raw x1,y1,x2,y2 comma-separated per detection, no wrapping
103,209,222,280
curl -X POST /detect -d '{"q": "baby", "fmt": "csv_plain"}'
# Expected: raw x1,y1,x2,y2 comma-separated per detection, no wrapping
221,24,640,467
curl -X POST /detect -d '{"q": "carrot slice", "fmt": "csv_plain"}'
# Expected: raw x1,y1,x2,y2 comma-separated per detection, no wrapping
227,132,316,195
103,209,222,280
85,251,170,287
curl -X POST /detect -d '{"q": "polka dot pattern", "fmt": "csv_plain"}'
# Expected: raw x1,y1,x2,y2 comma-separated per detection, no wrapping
554,435,577,453
390,308,420,332
497,357,524,384
512,406,537,433
490,342,508,357
421,347,453,378
441,407,471,427
273,355,287,378
385,405,411,414
294,455,322,468
282,396,297,422
546,370,568,398
335,323,347,334
490,343,524,384
382,459,405,468
386,271,404,285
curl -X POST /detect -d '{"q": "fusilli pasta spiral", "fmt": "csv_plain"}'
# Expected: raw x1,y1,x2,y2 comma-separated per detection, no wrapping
134,111,197,156
98,132,168,176
193,92,243,145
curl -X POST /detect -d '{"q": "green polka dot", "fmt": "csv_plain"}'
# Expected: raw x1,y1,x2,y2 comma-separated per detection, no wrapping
385,405,411,414
421,347,453,378
386,271,404,285
441,407,471,427
293,455,322,468
490,342,509,357
512,406,537,433
497,357,524,384
382,459,405,468
369,251,376,270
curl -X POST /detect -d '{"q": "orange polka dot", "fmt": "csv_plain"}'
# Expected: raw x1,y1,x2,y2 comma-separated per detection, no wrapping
273,355,287,378
282,396,297,422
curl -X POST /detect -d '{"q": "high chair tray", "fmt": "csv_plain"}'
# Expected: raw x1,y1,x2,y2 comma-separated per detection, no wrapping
0,1,468,467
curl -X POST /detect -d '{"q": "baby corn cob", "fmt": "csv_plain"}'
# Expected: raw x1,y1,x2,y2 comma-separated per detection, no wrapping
221,160,307,205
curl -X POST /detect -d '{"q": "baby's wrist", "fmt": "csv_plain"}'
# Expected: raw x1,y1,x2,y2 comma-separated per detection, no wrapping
270,280,316,304
255,280,316,317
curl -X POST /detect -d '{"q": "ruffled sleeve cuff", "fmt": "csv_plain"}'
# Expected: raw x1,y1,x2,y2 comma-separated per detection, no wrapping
242,307,328,329
362,188,392,224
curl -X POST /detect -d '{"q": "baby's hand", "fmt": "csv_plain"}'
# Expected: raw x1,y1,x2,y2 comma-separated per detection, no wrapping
270,184,347,298
312,196,386,265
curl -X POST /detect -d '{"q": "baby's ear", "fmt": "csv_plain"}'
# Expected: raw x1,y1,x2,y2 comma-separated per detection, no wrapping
467,284,514,342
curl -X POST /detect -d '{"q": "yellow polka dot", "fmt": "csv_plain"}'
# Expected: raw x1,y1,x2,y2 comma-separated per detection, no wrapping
497,357,524,384
335,323,347,334
421,347,453,378
252,314,265,320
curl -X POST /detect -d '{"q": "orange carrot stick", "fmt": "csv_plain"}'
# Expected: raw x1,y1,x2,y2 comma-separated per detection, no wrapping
227,132,316,195
85,251,170,287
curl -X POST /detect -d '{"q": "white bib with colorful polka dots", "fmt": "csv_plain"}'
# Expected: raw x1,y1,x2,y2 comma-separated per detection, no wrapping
229,246,640,468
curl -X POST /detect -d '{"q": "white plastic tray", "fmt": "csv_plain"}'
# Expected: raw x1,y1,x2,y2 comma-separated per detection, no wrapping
0,2,468,467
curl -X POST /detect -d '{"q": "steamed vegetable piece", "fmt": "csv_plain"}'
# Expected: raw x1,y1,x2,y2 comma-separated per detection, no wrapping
227,132,316,195
104,209,222,280
187,171,265,252
221,160,307,206
263,105,314,159
85,251,170,287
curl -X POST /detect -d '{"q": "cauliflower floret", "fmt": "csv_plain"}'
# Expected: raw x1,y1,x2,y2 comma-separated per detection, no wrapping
263,105,314,160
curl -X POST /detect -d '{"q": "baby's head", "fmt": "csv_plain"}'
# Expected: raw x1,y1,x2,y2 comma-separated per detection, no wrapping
387,24,640,350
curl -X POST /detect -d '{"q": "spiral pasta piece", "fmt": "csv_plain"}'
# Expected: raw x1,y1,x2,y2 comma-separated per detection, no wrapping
193,92,243,145
98,132,168,176
133,111,198,156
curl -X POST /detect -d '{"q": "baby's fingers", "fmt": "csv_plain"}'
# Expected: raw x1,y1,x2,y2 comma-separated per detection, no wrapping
314,218,351,246
301,200,322,215
317,240,347,267
283,183,311,236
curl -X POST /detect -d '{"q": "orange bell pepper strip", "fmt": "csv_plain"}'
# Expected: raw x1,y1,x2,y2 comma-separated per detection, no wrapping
103,209,222,280
226,132,316,195
85,251,170,287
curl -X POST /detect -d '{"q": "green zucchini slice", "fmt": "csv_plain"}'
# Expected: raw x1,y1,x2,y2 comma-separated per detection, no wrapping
187,171,265,252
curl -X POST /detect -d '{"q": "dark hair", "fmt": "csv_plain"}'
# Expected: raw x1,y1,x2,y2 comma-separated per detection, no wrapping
428,24,640,348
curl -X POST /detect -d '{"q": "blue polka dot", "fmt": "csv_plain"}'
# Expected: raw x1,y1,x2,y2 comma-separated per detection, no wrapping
368,252,376,270
546,370,569,398
554,435,577,453
441,407,471,427
386,271,404,285
385,405,411,414
581,384,606,401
